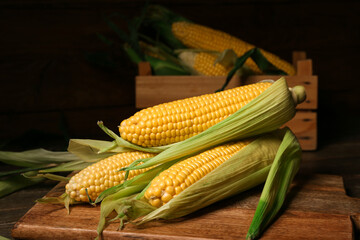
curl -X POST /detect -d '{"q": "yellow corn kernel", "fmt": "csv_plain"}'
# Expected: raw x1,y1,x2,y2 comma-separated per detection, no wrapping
119,82,272,147
172,21,295,76
145,140,250,206
179,51,231,76
65,151,155,202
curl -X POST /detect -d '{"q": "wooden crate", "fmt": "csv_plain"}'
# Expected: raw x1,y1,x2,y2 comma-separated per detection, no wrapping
135,51,318,150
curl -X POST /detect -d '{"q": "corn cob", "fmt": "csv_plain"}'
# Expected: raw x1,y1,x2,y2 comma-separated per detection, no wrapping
178,51,232,76
144,140,250,207
65,151,155,202
171,21,296,76
119,81,272,147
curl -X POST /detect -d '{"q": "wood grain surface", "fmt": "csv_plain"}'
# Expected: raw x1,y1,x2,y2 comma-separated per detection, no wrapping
11,174,360,240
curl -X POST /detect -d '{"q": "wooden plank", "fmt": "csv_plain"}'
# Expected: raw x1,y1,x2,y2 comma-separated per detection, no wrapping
286,111,317,151
135,75,241,108
11,174,359,240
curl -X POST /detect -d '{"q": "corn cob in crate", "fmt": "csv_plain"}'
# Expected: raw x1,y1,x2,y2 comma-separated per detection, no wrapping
178,51,232,76
145,5,296,76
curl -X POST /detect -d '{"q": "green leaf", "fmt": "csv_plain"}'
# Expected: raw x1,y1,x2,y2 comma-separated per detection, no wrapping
0,148,80,168
218,48,287,92
246,128,302,239
124,44,144,63
0,165,56,178
144,5,189,49
39,160,92,173
145,55,189,76
34,173,70,182
0,175,44,198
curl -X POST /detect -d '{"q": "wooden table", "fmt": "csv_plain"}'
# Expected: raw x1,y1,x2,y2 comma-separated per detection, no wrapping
1,135,360,239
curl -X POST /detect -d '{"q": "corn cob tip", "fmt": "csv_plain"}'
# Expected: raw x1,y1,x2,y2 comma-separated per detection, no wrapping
178,51,196,67
290,85,306,105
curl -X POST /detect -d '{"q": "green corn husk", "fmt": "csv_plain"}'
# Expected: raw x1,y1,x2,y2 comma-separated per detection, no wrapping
0,148,80,168
246,128,302,239
98,127,301,239
143,5,189,50
0,139,131,198
0,149,82,197
67,138,129,160
121,77,305,171
0,174,45,198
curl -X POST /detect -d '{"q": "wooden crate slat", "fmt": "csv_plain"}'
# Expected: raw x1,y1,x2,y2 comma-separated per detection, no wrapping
135,75,241,108
286,111,317,151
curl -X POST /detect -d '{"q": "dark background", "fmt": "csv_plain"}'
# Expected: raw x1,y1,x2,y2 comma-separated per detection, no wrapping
0,0,359,150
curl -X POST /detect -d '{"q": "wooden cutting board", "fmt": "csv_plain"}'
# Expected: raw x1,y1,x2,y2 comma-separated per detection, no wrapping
11,174,360,240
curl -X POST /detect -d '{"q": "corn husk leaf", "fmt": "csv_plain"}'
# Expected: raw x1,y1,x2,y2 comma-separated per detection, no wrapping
144,55,189,76
214,49,238,68
143,5,189,49
36,193,78,214
0,165,57,178
123,77,302,171
38,160,91,173
67,139,129,161
246,127,302,239
0,148,80,168
0,148,90,197
0,174,45,198
218,48,287,92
